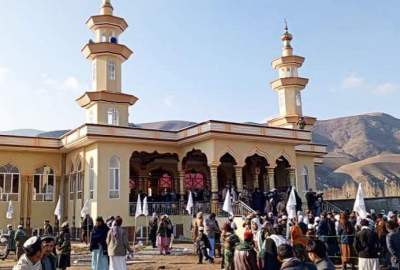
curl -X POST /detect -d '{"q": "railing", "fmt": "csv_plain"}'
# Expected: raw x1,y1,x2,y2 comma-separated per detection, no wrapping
321,200,343,213
129,200,255,217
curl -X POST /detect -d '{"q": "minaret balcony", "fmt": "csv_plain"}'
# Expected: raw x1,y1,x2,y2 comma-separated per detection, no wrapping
271,77,308,90
271,55,305,69
76,90,138,108
82,42,133,61
86,15,128,32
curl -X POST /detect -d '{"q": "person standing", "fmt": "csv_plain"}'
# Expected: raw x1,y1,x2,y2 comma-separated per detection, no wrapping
82,214,94,244
148,213,159,248
205,213,220,259
221,222,240,270
234,230,259,270
386,220,400,270
337,213,355,270
106,216,132,270
306,240,335,270
1,224,16,260
157,215,173,255
41,236,57,270
43,220,54,236
13,236,43,270
56,222,71,270
14,225,27,260
90,217,109,270
195,227,213,264
277,244,316,270
192,212,204,242
353,219,380,270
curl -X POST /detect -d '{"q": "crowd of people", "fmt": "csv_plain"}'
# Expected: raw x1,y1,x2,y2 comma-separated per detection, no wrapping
189,198,400,270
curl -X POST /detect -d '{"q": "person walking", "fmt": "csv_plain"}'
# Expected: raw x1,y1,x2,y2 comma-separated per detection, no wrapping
306,240,335,270
90,217,109,270
13,236,43,270
353,219,380,270
1,224,16,260
195,227,213,264
41,235,57,270
82,214,94,245
386,220,400,270
157,215,173,255
192,212,204,242
148,213,159,248
106,216,132,270
14,225,27,260
56,222,71,270
337,213,355,270
234,230,259,270
205,213,220,259
221,222,240,270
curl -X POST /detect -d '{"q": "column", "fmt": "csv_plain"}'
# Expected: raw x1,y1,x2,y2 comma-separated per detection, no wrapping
289,168,296,188
263,167,269,191
26,176,33,234
267,168,275,191
234,166,243,192
178,170,185,202
19,175,27,226
210,165,219,213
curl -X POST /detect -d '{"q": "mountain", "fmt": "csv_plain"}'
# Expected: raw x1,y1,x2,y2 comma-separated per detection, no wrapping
312,113,400,198
0,129,44,136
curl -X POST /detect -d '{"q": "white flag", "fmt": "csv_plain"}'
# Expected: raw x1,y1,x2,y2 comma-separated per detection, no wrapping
186,192,194,215
142,196,149,216
353,184,368,219
135,194,142,218
54,196,62,221
80,199,91,218
286,187,297,219
222,189,233,216
6,200,14,220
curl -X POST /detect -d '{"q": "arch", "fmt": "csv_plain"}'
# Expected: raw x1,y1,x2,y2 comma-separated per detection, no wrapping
0,163,19,174
218,153,237,194
242,154,269,192
216,147,240,165
241,147,272,166
274,155,291,191
272,151,294,167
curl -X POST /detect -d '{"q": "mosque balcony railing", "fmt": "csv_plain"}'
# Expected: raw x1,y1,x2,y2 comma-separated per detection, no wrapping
295,144,327,155
0,135,61,149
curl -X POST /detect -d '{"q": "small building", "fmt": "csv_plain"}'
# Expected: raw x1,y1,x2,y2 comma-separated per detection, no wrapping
0,0,326,236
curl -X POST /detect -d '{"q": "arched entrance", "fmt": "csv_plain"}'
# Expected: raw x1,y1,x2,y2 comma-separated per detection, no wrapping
243,154,269,192
182,149,210,202
274,156,291,192
129,151,179,202
218,153,237,201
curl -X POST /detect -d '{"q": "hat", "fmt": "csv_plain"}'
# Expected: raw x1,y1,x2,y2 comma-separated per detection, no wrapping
7,224,12,228
282,215,288,220
61,221,69,228
315,217,321,222
23,236,42,254
307,224,314,230
199,226,204,231
41,235,55,242
18,225,23,229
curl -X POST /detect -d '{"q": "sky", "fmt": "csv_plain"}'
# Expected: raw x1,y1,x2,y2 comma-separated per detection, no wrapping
0,0,399,131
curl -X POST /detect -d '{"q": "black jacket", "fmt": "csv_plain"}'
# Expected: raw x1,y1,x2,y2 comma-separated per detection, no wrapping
354,227,379,258
90,224,109,252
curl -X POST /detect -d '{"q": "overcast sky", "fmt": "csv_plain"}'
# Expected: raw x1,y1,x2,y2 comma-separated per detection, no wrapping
0,0,399,131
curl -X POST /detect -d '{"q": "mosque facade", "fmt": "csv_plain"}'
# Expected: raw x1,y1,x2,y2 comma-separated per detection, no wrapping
0,0,326,234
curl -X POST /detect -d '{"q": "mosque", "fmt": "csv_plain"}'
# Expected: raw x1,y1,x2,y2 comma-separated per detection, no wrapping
0,0,326,236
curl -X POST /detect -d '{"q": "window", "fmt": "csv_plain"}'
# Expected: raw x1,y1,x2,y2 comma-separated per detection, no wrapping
76,161,83,200
89,158,95,199
109,156,120,199
107,108,119,125
108,60,116,80
33,166,55,201
0,164,19,201
301,166,309,191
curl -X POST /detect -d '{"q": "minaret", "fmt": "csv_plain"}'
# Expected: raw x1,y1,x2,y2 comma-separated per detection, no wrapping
268,23,316,130
76,0,138,126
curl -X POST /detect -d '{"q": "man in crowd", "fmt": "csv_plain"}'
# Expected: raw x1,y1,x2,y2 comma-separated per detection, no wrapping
354,219,380,270
386,220,400,269
1,224,16,260
43,220,53,236
81,214,94,244
41,236,57,270
306,240,335,270
13,236,42,270
205,213,220,259
277,243,316,270
15,225,27,260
